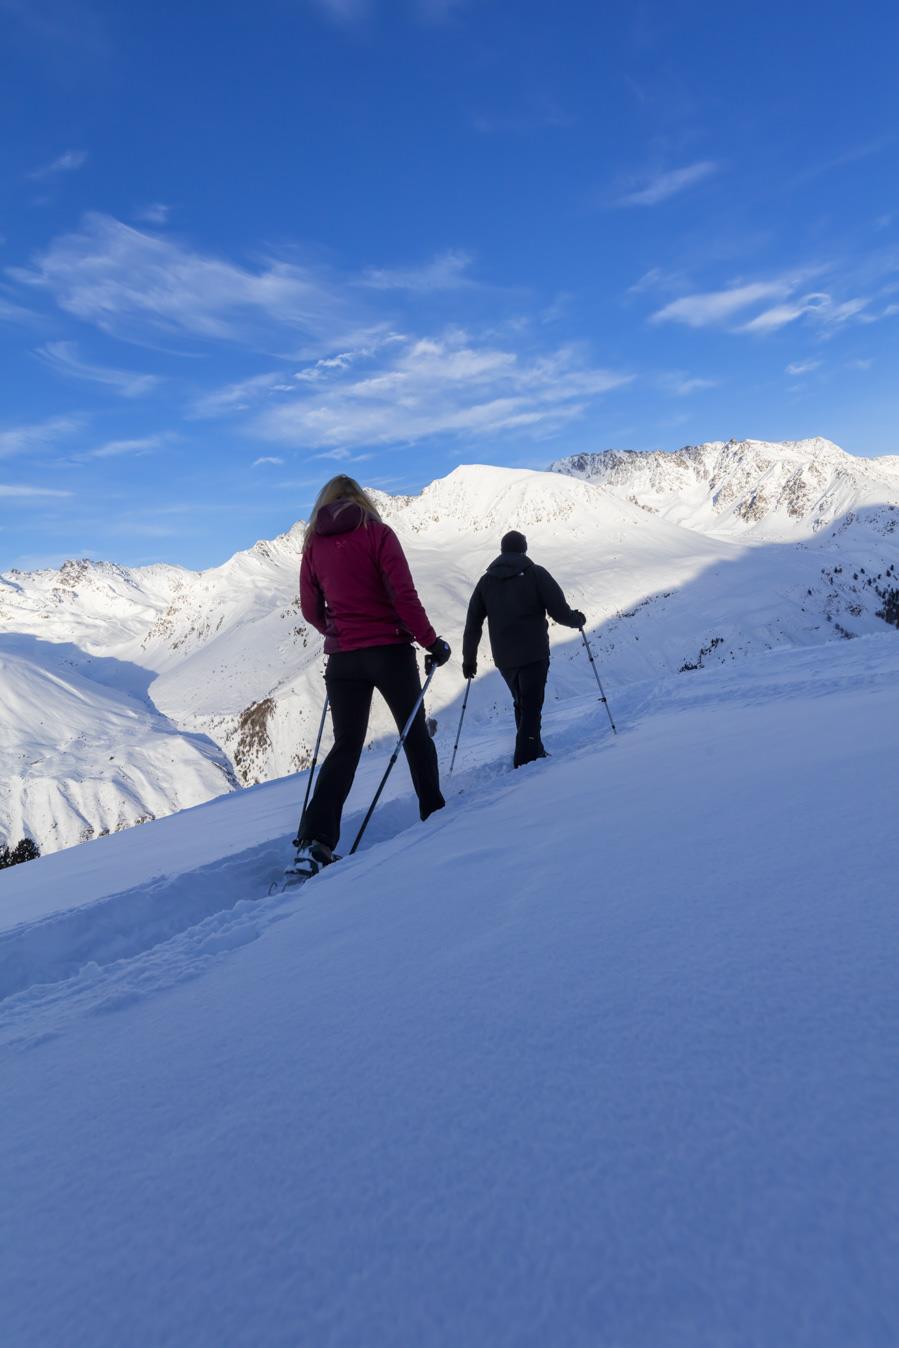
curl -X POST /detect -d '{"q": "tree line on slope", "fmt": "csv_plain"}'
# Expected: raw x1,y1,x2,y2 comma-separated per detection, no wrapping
0,838,41,869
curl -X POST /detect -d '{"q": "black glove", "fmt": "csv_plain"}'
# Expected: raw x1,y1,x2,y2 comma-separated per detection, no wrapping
424,637,451,675
462,660,477,680
570,610,586,629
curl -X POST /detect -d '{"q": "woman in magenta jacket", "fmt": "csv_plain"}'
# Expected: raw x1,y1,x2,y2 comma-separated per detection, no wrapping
295,475,450,872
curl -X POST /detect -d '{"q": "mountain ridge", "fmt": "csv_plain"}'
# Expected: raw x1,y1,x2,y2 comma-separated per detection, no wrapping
550,436,899,541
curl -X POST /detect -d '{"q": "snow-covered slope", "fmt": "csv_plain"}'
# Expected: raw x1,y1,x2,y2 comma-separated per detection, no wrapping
1,636,897,1347
0,635,235,852
3,454,898,854
551,437,899,541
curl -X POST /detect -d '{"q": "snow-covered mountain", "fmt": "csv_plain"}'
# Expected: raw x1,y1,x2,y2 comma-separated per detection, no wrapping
0,635,236,852
2,635,897,1346
550,437,899,541
2,445,898,855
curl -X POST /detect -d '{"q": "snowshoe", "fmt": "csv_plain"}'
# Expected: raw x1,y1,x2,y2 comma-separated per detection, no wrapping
270,839,336,894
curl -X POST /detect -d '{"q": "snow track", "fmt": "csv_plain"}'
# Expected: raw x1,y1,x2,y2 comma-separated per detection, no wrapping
0,720,559,1041
3,636,894,1045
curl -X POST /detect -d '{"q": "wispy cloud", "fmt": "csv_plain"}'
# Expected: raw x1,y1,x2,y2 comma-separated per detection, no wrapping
0,415,83,458
661,374,719,396
11,213,381,352
617,161,719,207
785,359,821,376
83,435,170,460
252,455,285,466
134,202,171,225
0,295,39,325
738,295,830,334
27,149,88,181
627,267,688,297
797,136,896,184
0,483,72,498
314,448,373,462
250,332,633,450
360,251,474,292
650,280,791,327
649,265,878,339
741,294,871,335
194,339,407,417
192,372,296,417
35,340,161,396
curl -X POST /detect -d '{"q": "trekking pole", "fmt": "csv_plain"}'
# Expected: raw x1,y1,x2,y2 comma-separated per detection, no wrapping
349,666,437,855
291,692,330,845
579,626,617,735
449,678,472,775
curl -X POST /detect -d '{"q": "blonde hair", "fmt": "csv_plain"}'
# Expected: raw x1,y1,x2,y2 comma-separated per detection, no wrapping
303,475,382,553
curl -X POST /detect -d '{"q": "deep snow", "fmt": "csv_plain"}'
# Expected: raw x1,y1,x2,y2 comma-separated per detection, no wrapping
2,635,897,1347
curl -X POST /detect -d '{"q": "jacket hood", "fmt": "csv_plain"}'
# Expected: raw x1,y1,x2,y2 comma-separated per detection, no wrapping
487,552,535,579
315,500,367,537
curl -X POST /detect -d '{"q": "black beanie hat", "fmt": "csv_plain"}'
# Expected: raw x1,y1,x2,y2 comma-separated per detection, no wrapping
501,530,528,554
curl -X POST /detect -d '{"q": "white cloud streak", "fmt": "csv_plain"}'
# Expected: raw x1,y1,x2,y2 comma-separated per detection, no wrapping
0,415,83,458
192,373,297,418
785,360,821,376
135,203,171,225
738,294,830,333
250,334,633,450
617,161,719,207
27,149,88,180
647,264,877,339
0,483,72,498
360,251,474,292
663,375,718,396
83,435,170,460
36,341,161,396
11,213,382,352
650,281,791,327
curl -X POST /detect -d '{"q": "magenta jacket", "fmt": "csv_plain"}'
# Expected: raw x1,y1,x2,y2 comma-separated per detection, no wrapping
300,501,438,654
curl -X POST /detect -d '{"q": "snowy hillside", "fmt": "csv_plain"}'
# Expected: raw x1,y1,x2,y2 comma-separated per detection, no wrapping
3,449,899,855
0,635,235,852
2,636,897,1347
551,437,899,541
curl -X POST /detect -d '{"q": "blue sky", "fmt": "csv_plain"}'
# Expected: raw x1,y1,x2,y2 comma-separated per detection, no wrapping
1,0,898,570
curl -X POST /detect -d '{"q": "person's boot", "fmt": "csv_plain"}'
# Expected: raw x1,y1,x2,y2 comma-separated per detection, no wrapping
290,838,334,879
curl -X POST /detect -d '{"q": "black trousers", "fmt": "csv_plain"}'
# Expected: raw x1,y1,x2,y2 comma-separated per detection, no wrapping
300,643,444,850
498,658,549,767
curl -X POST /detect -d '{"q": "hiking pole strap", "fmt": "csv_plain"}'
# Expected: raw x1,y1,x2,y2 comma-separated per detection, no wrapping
349,666,438,855
449,677,471,775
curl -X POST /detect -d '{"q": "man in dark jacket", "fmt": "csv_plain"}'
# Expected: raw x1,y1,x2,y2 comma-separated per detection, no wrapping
462,531,585,767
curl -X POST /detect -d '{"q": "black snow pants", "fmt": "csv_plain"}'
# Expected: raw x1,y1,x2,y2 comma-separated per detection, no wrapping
300,643,444,850
498,658,550,768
